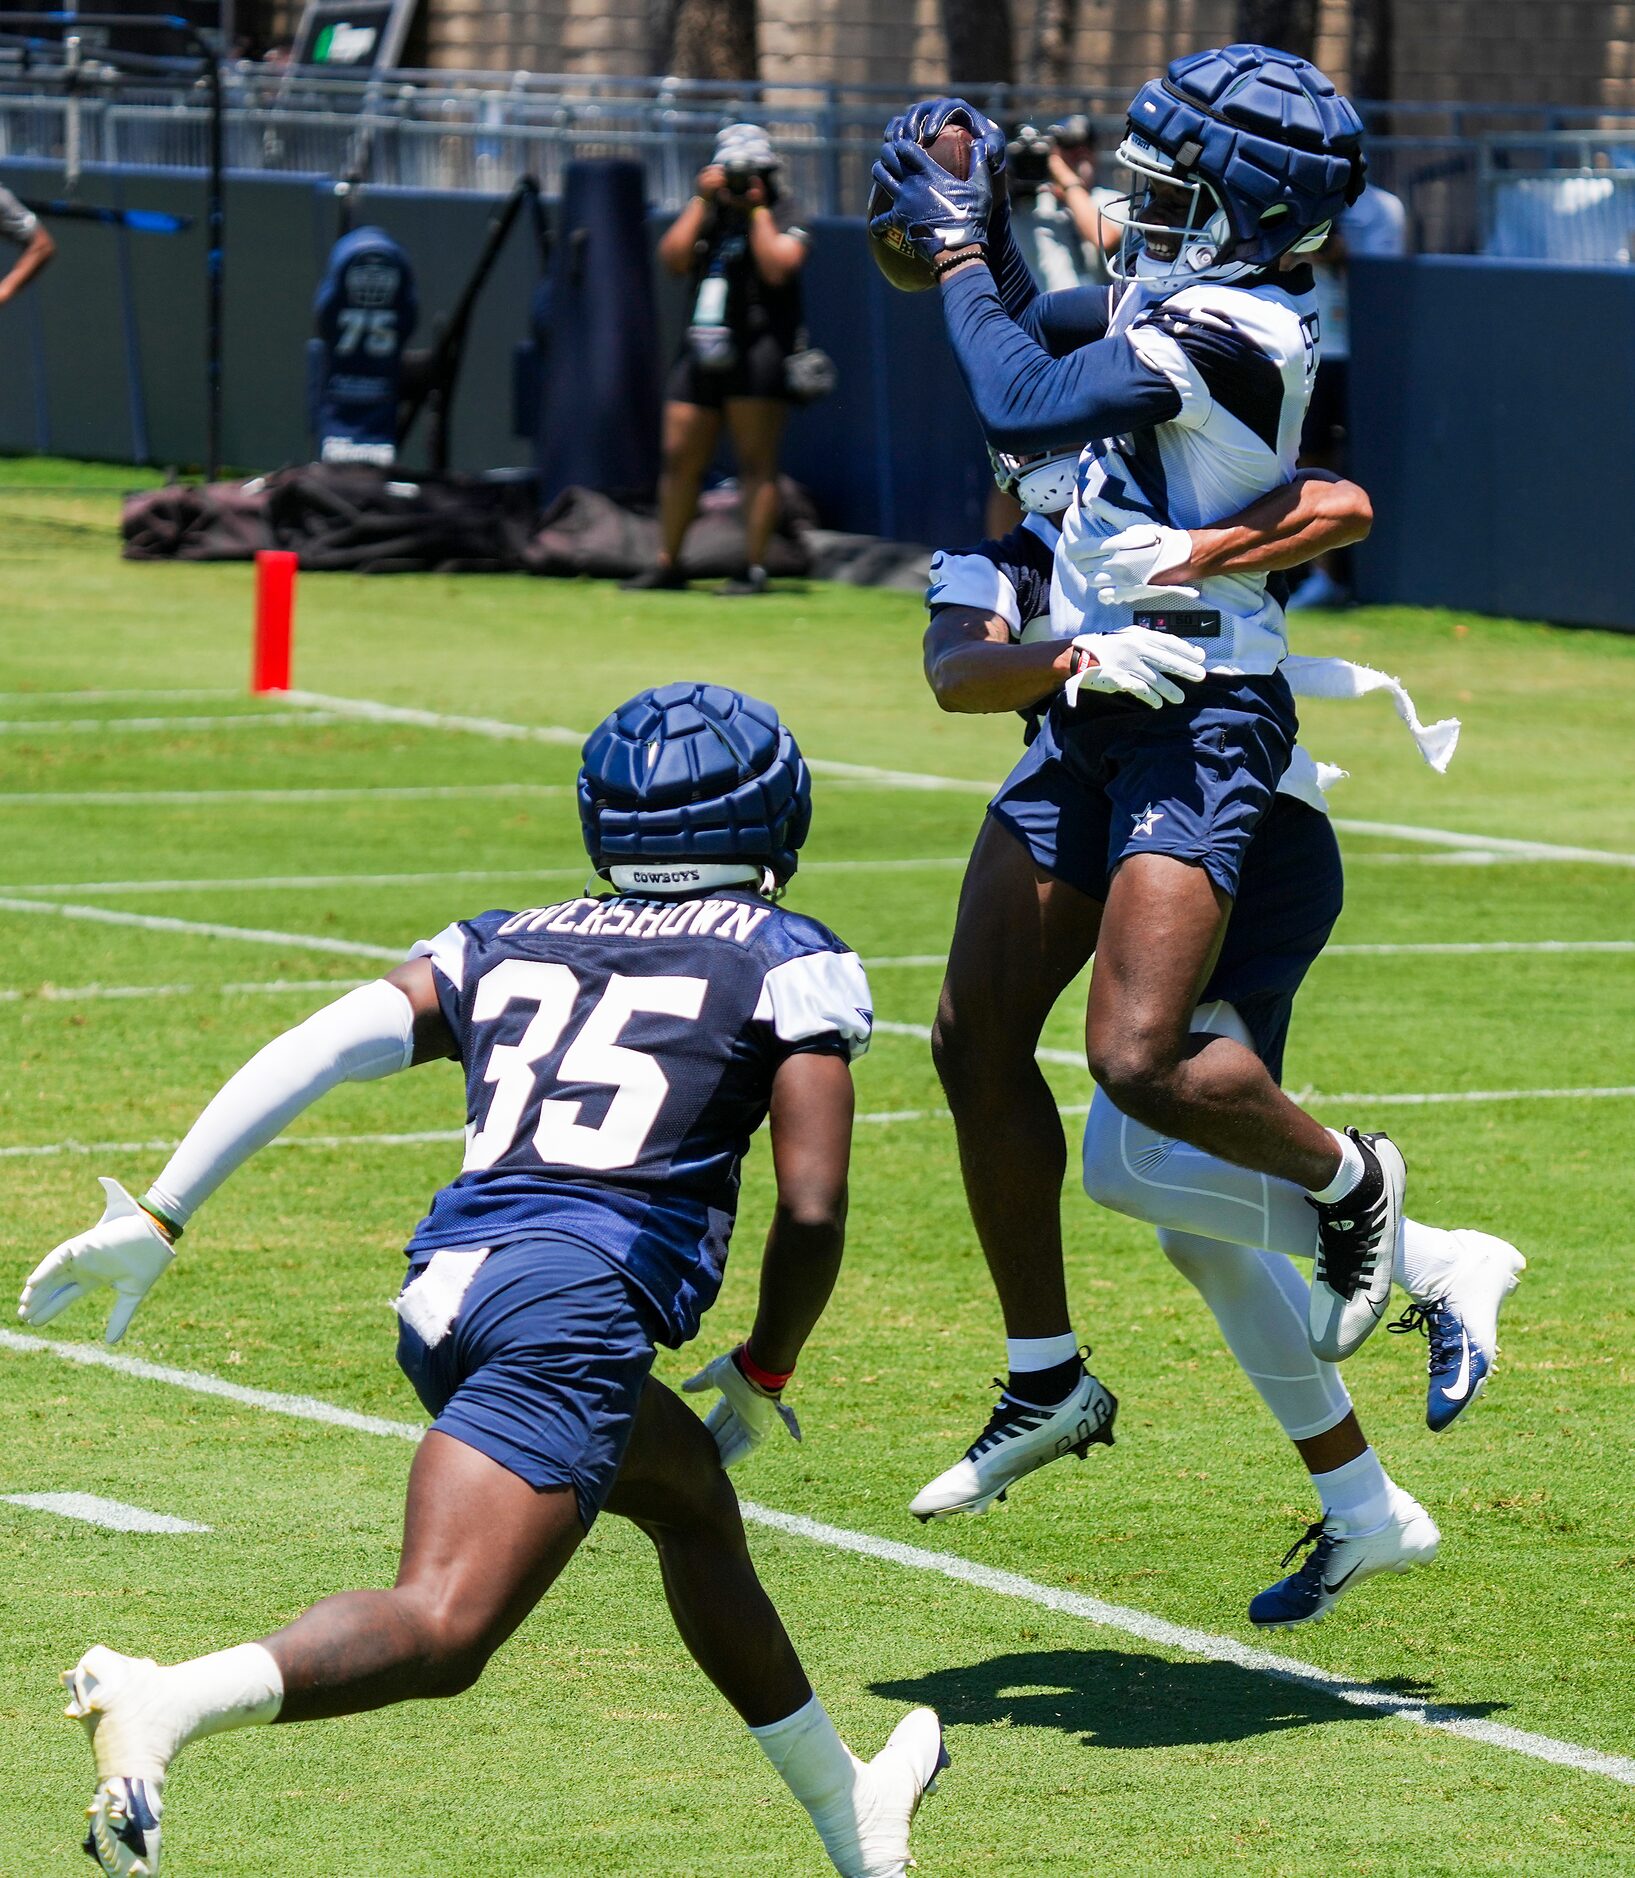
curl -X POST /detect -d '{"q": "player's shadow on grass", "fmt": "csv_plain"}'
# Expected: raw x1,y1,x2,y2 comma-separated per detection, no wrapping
869,1650,1507,1750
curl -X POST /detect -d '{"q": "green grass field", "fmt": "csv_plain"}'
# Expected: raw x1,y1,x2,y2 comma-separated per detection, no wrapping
3,460,1634,1875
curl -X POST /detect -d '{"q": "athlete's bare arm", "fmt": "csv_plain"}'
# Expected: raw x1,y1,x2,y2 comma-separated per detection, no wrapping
922,469,1373,717
384,957,457,1062
0,219,54,305
1163,470,1372,586
746,1051,854,1374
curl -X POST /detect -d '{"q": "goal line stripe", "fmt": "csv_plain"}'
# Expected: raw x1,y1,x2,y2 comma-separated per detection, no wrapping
0,1325,1628,1787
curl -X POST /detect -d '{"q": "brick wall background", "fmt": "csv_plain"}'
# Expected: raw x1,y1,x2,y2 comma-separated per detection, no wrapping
395,0,1635,112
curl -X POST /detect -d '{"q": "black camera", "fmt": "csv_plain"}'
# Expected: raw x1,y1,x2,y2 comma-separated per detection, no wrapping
721,158,775,203
1007,124,1055,189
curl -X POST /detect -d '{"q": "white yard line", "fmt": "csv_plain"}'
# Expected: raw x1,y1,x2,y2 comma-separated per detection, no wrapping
0,784,571,808
0,978,364,1006
3,858,968,897
0,1324,1629,1787
11,1078,1635,1164
280,691,1635,868
0,713,345,736
284,690,583,748
2,1491,209,1534
0,896,401,961
0,688,239,705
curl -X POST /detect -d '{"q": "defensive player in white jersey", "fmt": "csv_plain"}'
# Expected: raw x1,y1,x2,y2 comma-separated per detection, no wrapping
0,181,55,306
918,453,1521,1622
21,686,945,1878
869,49,1523,1566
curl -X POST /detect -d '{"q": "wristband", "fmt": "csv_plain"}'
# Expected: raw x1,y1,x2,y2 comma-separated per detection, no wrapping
736,1344,794,1394
932,244,986,280
139,1195,184,1241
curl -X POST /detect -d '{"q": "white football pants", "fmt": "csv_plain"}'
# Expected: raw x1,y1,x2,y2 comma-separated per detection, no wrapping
1080,1001,1352,1443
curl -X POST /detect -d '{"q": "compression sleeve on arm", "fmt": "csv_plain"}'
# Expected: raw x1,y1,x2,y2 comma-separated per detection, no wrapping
941,265,1182,452
144,980,416,1226
988,214,1040,320
1017,284,1113,354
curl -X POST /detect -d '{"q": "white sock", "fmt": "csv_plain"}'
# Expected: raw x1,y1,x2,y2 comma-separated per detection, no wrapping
750,1694,861,1837
87,1643,284,1784
1005,1332,1079,1375
1394,1219,1462,1300
1307,1128,1366,1203
1312,1447,1393,1535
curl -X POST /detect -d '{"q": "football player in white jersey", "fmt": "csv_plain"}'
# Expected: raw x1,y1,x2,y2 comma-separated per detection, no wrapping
918,454,1521,1623
870,49,1523,1571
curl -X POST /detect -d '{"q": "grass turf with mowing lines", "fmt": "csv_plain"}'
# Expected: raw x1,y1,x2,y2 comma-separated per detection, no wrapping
2,459,1633,1874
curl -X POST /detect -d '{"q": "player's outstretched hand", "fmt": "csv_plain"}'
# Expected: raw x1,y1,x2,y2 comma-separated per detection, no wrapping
683,1346,802,1469
18,1177,175,1345
1066,627,1209,710
1086,522,1202,606
869,138,993,265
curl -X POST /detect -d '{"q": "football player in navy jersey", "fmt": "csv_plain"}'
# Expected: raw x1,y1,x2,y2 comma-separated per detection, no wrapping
870,49,1524,1522
917,459,1524,1625
22,685,945,1878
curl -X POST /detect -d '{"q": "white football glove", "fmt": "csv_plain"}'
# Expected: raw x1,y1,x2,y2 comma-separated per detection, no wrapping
1084,522,1201,606
18,1178,175,1345
682,1347,802,1469
1064,627,1209,710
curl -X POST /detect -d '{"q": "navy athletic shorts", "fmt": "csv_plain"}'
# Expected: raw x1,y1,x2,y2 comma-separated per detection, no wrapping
395,1235,660,1531
989,673,1299,904
987,676,1339,1080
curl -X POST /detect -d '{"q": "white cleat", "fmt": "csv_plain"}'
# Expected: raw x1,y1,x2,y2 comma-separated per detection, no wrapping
1248,1485,1440,1629
909,1370,1117,1521
1308,1128,1406,1361
1392,1229,1527,1432
816,1708,948,1878
63,1647,171,1876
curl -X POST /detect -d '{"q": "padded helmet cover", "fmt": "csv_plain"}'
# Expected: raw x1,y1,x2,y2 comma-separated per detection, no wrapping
578,682,813,882
1125,44,1366,266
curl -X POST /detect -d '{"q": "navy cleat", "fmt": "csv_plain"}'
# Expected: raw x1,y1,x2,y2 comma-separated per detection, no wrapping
1249,1486,1439,1629
1308,1128,1405,1362
1390,1229,1526,1431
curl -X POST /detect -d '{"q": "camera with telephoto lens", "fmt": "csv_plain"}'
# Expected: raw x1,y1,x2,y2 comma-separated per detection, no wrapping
721,158,775,203
1006,123,1055,189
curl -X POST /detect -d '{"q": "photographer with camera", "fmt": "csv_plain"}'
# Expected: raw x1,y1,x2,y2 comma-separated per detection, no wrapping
1005,117,1120,294
624,124,813,596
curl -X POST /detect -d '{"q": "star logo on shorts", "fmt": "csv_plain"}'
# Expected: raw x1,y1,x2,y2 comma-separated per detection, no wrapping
1132,804,1165,838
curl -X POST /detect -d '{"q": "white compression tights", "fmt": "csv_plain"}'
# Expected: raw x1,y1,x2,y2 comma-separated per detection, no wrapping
1080,1003,1351,1443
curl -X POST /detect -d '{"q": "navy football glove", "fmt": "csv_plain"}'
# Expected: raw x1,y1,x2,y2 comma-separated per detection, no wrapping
869,136,993,267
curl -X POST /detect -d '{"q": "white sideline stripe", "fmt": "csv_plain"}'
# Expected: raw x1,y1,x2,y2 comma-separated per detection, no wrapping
280,690,1635,869
0,1326,1629,1788
4,858,969,897
0,896,401,961
0,712,345,736
0,784,571,807
0,688,240,706
2,1491,209,1534
741,1504,1635,1786
0,1328,426,1441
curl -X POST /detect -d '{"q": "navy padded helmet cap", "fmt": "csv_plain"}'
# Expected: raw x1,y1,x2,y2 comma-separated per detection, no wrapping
578,682,814,881
1125,43,1365,267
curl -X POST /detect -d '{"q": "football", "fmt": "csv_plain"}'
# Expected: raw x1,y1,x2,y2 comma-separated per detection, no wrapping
866,116,976,292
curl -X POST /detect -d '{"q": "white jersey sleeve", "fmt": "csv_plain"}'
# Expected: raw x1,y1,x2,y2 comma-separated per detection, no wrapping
753,950,873,1062
0,184,38,246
